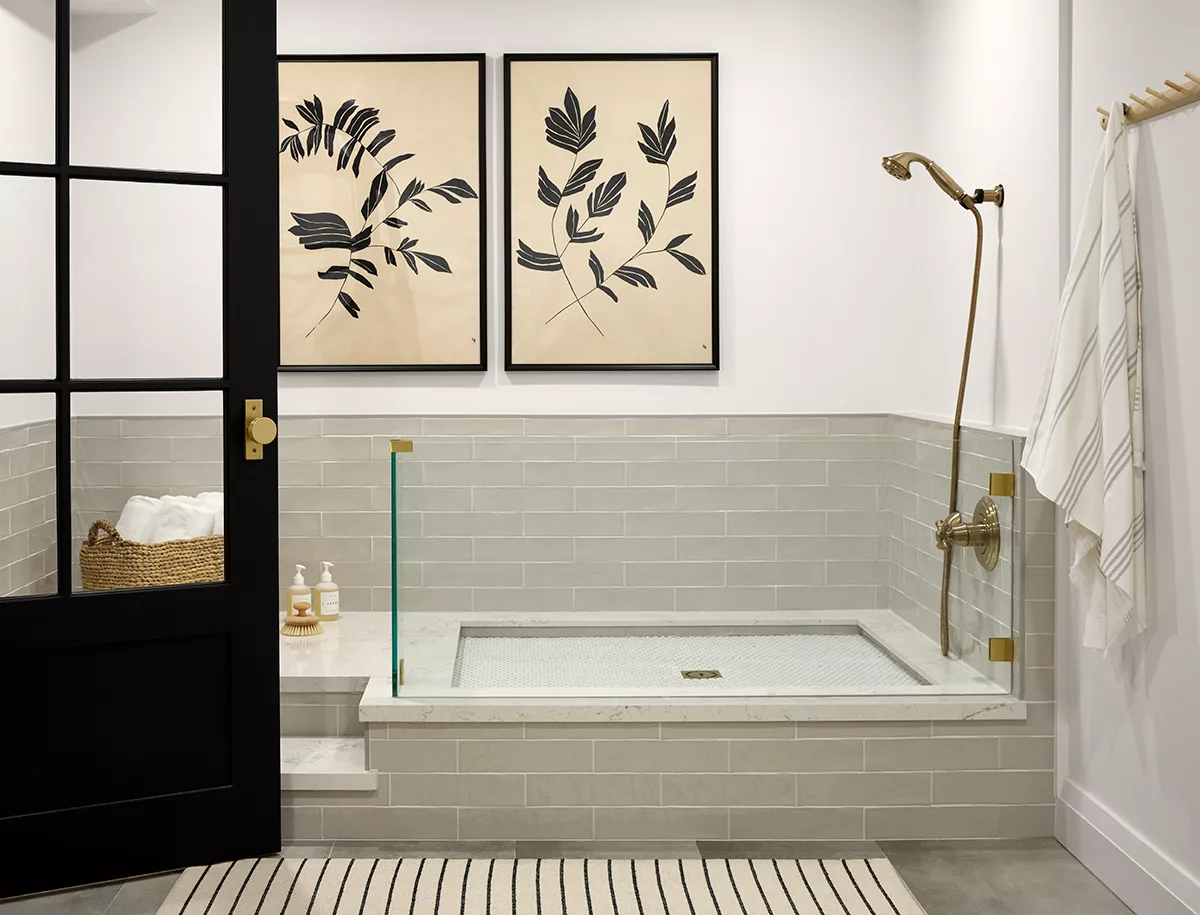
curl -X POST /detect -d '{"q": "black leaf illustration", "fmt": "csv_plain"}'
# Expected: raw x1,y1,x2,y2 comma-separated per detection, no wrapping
566,206,603,244
281,91,476,340
666,171,698,208
383,153,415,171
637,200,656,244
666,233,691,249
517,240,563,272
586,172,627,218
346,107,379,138
361,169,389,221
435,178,477,199
398,237,418,251
544,88,598,153
562,158,602,196
296,99,318,125
666,248,706,275
289,212,352,250
396,177,425,209
332,99,357,130
349,226,372,252
597,284,618,302
413,251,452,273
367,129,396,156
337,290,360,317
613,265,657,289
637,100,677,165
588,251,604,286
336,137,356,171
537,167,562,208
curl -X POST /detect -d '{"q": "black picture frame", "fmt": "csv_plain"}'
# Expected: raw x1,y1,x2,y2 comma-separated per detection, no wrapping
277,53,488,373
503,52,719,372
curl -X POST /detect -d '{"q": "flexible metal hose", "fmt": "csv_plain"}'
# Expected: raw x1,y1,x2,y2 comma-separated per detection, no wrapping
939,201,985,657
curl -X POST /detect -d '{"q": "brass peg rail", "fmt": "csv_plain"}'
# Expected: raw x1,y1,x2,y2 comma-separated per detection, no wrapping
1097,70,1200,130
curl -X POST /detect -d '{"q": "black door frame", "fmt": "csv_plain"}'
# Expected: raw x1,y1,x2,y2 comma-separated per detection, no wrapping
0,0,279,897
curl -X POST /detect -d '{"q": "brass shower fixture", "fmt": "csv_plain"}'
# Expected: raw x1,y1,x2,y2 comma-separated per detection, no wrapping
883,151,1004,657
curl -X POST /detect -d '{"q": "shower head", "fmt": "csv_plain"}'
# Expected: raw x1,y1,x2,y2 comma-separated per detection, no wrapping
883,151,974,208
882,152,1005,208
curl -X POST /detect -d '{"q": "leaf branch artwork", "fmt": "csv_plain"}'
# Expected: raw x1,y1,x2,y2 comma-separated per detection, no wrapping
280,95,477,338
515,88,706,336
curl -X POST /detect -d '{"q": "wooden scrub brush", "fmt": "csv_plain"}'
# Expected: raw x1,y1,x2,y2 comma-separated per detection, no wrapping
281,599,323,637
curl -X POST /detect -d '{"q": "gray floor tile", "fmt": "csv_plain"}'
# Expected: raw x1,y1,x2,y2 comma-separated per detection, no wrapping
517,841,701,860
330,841,516,859
104,873,182,915
0,883,121,915
698,840,884,860
880,839,1134,915
279,844,333,859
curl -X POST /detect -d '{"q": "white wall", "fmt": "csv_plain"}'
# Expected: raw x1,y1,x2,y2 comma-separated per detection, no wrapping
278,0,923,416
1056,3,1200,912
0,0,55,164
907,0,1065,431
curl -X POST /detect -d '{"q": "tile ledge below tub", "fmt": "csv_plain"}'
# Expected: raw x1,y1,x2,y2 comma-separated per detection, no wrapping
357,675,1025,724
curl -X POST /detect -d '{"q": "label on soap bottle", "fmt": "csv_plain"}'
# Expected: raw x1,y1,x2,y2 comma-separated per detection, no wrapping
317,590,339,619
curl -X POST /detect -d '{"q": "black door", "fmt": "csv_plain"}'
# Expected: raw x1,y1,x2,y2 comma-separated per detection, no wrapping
0,0,278,897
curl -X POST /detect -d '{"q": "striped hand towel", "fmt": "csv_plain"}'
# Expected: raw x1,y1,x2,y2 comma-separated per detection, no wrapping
1022,100,1145,652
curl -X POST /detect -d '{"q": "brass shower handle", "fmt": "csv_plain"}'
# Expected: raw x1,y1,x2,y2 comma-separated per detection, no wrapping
934,497,1001,571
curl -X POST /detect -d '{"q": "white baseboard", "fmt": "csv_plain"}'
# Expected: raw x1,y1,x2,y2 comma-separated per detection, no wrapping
1057,779,1200,915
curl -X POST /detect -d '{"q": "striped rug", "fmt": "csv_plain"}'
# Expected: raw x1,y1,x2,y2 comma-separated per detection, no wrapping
157,857,928,914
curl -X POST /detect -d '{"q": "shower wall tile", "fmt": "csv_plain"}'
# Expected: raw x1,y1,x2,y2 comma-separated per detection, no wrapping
1,421,57,598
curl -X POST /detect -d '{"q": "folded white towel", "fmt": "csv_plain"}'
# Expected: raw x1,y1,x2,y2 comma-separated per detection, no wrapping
116,495,161,542
145,500,216,543
1022,100,1146,652
196,492,225,536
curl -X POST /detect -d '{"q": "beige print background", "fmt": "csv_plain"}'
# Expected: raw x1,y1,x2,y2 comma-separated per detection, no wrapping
509,59,714,366
280,60,481,366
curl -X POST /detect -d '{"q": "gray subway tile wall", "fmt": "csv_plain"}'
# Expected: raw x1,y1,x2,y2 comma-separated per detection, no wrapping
0,420,57,597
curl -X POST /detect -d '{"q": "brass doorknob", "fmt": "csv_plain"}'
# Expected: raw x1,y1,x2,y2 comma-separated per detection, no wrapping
244,399,276,460
247,415,277,445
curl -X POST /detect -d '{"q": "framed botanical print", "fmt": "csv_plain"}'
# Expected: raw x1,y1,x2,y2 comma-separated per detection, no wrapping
504,53,718,371
278,54,486,371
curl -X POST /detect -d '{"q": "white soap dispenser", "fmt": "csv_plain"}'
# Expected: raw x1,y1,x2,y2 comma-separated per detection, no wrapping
315,561,340,621
285,564,310,613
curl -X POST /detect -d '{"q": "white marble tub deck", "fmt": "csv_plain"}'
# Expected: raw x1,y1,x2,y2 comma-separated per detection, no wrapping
281,610,1023,724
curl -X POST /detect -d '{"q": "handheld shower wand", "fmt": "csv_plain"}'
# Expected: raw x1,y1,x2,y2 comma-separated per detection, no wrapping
882,152,1004,657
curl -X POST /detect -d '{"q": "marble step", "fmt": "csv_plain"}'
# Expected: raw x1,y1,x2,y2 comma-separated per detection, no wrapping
280,736,377,792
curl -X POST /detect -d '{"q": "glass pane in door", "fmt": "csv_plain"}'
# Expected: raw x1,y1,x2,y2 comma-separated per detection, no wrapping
0,1,55,164
69,179,223,379
69,0,222,173
72,389,224,592
0,176,56,379
0,392,57,598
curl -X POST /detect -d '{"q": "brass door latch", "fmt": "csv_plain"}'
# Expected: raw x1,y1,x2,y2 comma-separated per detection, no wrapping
934,496,1001,571
244,399,277,460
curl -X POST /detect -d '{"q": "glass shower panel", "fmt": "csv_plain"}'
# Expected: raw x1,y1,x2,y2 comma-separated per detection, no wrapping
0,2,55,164
948,428,1017,693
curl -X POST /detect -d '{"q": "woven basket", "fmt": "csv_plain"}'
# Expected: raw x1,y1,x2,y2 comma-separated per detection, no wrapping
79,520,224,591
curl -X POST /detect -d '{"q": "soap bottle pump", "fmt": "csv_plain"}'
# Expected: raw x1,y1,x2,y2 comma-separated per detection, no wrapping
315,561,340,621
285,564,310,613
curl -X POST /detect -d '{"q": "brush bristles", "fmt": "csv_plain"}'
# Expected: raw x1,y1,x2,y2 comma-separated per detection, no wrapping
280,620,323,637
